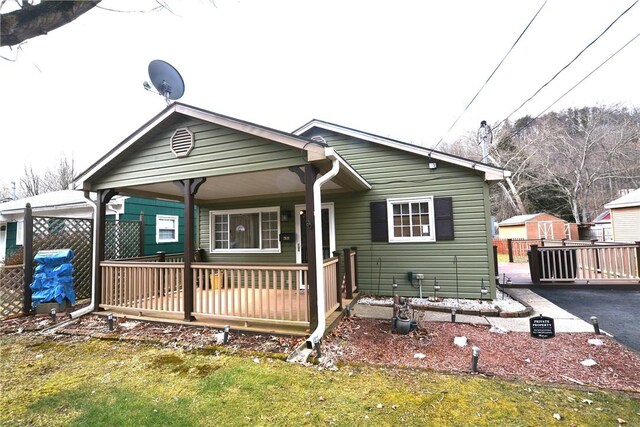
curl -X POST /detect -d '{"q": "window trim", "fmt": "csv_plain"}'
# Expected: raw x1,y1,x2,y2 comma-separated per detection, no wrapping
386,196,436,243
16,220,24,246
156,214,179,243
209,206,281,254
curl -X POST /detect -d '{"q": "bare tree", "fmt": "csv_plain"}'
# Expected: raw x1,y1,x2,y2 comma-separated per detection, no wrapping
19,165,41,197
443,106,640,223
530,106,640,223
42,155,74,192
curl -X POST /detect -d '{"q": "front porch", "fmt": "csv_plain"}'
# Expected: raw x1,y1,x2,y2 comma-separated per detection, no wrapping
99,249,358,335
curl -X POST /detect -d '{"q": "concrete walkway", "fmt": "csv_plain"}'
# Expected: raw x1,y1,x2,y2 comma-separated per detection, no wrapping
352,288,595,334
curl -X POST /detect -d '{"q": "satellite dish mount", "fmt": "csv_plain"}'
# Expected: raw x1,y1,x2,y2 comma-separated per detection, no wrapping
143,60,185,104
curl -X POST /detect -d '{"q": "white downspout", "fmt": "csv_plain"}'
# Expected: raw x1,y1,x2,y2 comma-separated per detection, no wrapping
70,192,98,319
305,150,340,351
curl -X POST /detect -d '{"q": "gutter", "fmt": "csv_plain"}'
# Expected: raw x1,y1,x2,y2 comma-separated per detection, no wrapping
69,192,98,319
305,150,340,353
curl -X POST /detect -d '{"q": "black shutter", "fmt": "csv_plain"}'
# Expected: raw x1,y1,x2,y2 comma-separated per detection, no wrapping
370,201,388,242
434,197,454,240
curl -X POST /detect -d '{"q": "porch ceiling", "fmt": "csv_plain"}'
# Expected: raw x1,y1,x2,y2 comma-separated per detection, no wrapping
119,165,363,203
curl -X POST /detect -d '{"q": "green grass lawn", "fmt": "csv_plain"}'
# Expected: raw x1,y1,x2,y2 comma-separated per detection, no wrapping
1,335,638,426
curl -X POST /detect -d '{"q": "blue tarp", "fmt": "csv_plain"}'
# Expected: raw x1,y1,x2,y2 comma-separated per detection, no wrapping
31,249,76,307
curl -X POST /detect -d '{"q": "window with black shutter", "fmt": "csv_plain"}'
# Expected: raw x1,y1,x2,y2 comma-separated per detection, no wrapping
370,197,454,242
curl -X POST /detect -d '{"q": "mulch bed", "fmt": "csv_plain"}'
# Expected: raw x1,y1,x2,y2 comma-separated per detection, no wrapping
2,314,639,394
324,317,640,394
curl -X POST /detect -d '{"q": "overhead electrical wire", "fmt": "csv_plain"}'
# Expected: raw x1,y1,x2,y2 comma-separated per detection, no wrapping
496,31,640,144
494,0,639,132
430,0,548,153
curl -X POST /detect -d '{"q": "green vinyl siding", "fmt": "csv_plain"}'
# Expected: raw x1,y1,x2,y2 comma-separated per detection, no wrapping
302,129,496,299
106,197,190,256
90,117,306,190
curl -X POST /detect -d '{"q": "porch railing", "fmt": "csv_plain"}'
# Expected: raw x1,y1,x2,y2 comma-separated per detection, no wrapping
191,262,309,324
100,261,185,317
323,257,340,317
99,252,358,325
533,243,639,283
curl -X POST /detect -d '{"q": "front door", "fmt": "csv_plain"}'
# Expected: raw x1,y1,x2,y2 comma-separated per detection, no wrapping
295,203,336,265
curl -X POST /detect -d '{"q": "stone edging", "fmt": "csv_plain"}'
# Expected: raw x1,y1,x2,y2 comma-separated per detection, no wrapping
354,293,534,318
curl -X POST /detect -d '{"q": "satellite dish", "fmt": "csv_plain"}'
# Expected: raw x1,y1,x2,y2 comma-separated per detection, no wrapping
143,60,185,104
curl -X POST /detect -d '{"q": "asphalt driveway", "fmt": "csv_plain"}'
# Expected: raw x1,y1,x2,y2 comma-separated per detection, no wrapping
531,288,640,352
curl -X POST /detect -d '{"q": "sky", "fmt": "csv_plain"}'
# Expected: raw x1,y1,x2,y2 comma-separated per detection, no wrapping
1,0,639,194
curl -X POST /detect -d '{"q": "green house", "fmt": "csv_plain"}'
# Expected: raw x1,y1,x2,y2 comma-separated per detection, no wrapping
73,103,509,343
0,190,186,264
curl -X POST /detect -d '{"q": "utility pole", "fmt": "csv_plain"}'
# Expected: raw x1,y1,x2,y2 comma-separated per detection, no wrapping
477,120,493,164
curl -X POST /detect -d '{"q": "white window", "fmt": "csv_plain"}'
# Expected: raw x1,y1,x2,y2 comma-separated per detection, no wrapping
210,207,280,253
156,215,179,243
387,197,436,242
16,220,24,246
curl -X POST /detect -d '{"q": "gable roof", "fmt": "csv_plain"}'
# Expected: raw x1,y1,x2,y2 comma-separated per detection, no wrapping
0,190,92,217
604,188,640,209
293,119,511,182
498,214,540,226
74,103,329,189
592,210,610,223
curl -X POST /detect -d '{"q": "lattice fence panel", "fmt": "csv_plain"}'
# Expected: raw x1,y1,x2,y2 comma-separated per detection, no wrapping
0,265,24,318
32,217,93,300
105,220,142,260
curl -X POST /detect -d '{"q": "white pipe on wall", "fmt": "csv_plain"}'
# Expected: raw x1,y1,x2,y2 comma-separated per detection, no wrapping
305,150,340,351
70,192,98,319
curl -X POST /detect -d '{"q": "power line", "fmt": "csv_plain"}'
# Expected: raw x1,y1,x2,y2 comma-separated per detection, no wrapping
494,0,639,131
497,31,640,144
431,0,548,152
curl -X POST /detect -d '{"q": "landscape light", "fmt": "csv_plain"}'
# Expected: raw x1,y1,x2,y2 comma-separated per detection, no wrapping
451,308,456,323
471,346,481,372
590,316,600,335
107,313,114,331
223,325,230,344
50,307,57,322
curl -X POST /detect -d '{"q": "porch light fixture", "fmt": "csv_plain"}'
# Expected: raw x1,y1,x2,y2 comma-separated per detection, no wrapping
281,210,292,222
590,316,600,335
471,346,480,372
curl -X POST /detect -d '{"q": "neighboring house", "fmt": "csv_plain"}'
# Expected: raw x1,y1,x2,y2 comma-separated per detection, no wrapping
604,188,640,242
498,213,578,240
0,190,96,264
105,196,190,256
588,210,613,242
73,102,510,336
0,190,186,263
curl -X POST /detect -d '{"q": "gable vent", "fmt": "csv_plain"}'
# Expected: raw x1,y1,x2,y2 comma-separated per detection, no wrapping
170,128,194,158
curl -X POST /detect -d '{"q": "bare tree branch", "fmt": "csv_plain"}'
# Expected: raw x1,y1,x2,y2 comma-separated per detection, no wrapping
1,1,100,47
